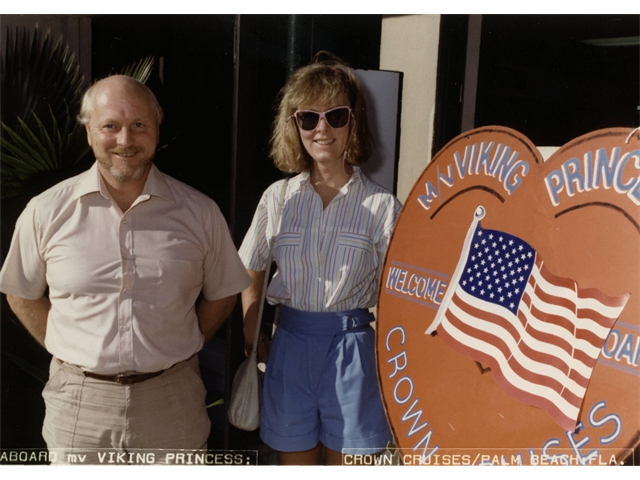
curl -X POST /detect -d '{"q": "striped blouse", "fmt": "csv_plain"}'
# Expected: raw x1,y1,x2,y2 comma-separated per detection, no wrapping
238,167,402,312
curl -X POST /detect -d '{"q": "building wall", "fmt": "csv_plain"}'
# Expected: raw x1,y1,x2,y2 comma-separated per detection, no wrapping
379,14,441,204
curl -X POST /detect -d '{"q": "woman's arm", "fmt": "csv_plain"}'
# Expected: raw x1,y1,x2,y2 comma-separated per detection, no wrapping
241,269,270,362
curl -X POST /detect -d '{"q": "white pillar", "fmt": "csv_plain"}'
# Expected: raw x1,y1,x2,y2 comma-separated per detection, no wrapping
379,14,441,203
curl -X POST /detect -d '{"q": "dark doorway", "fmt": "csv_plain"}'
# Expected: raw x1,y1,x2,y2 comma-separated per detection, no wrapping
435,14,640,152
476,14,639,147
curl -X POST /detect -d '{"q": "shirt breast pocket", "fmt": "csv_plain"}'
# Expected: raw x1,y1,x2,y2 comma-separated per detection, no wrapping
272,232,302,269
337,232,373,253
337,231,375,271
273,232,302,250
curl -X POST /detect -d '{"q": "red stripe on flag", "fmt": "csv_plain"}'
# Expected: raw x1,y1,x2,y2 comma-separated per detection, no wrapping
537,263,625,329
457,295,589,387
525,289,582,338
578,286,630,309
447,295,585,404
521,313,596,368
531,280,576,312
437,316,578,432
576,306,623,330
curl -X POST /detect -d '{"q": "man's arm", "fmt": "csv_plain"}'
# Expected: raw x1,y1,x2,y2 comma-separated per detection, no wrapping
197,295,237,343
6,295,51,348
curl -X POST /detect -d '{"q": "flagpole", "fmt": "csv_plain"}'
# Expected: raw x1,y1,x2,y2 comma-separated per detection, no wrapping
425,206,486,334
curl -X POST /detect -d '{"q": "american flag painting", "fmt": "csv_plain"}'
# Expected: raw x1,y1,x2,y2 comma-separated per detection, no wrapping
426,207,629,432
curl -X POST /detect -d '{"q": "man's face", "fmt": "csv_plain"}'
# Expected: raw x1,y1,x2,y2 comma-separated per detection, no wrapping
85,78,160,184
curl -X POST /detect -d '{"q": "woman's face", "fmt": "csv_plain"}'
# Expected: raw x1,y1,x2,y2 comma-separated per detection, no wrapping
296,93,351,168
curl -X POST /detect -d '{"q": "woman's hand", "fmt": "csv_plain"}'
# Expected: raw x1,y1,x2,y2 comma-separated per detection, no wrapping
244,332,271,364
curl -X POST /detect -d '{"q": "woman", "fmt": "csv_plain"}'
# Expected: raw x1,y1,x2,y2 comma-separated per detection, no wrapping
238,51,401,465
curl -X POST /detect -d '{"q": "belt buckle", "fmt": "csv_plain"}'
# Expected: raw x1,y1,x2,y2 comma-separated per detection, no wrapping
114,372,137,384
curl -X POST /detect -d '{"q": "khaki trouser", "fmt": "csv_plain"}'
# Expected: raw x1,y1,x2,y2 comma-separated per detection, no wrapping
42,356,210,465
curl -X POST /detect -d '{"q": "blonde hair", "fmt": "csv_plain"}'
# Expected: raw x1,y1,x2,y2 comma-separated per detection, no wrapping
270,51,372,173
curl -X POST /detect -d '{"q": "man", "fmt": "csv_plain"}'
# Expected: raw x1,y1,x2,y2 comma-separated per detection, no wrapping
0,75,251,463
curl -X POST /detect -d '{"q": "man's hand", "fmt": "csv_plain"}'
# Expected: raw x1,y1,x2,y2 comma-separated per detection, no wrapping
6,295,51,347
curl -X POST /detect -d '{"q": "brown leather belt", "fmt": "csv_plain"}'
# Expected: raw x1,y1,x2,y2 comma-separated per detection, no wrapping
84,370,165,384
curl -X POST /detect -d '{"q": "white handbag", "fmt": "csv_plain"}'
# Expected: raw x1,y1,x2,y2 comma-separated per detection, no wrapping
228,178,288,431
228,348,261,431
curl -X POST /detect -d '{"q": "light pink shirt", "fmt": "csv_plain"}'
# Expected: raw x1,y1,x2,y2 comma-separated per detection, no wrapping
0,163,251,374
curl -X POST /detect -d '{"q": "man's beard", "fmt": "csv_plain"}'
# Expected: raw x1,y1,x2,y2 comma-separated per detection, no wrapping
99,150,153,183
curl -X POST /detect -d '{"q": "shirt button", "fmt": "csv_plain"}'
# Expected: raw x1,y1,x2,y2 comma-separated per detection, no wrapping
122,325,130,332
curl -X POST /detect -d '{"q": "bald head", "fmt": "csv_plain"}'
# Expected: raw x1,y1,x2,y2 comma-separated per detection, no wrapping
78,75,163,127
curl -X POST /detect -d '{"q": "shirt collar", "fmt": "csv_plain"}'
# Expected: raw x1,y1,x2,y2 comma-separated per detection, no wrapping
141,164,175,203
72,162,105,200
293,165,363,190
73,162,175,203
349,165,364,186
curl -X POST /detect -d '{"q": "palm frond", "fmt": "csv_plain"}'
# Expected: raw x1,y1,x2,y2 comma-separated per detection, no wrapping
120,55,155,84
1,109,91,193
0,27,157,200
1,26,84,132
1,27,90,198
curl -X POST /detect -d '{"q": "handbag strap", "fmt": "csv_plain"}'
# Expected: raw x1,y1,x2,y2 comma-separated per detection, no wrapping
251,178,289,353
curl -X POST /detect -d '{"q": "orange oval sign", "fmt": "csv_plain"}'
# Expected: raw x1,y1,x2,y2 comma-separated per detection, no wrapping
377,126,640,466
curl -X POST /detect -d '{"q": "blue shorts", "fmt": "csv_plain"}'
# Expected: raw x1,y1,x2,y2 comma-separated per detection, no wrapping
260,306,391,454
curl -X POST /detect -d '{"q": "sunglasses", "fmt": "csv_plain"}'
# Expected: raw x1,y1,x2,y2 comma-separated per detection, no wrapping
289,106,352,131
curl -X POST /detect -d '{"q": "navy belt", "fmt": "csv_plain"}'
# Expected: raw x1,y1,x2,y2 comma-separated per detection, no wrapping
278,305,374,335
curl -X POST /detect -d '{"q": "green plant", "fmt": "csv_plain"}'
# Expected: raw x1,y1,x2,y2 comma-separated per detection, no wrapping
120,55,155,83
1,27,84,132
0,27,155,199
0,27,88,198
1,109,91,193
